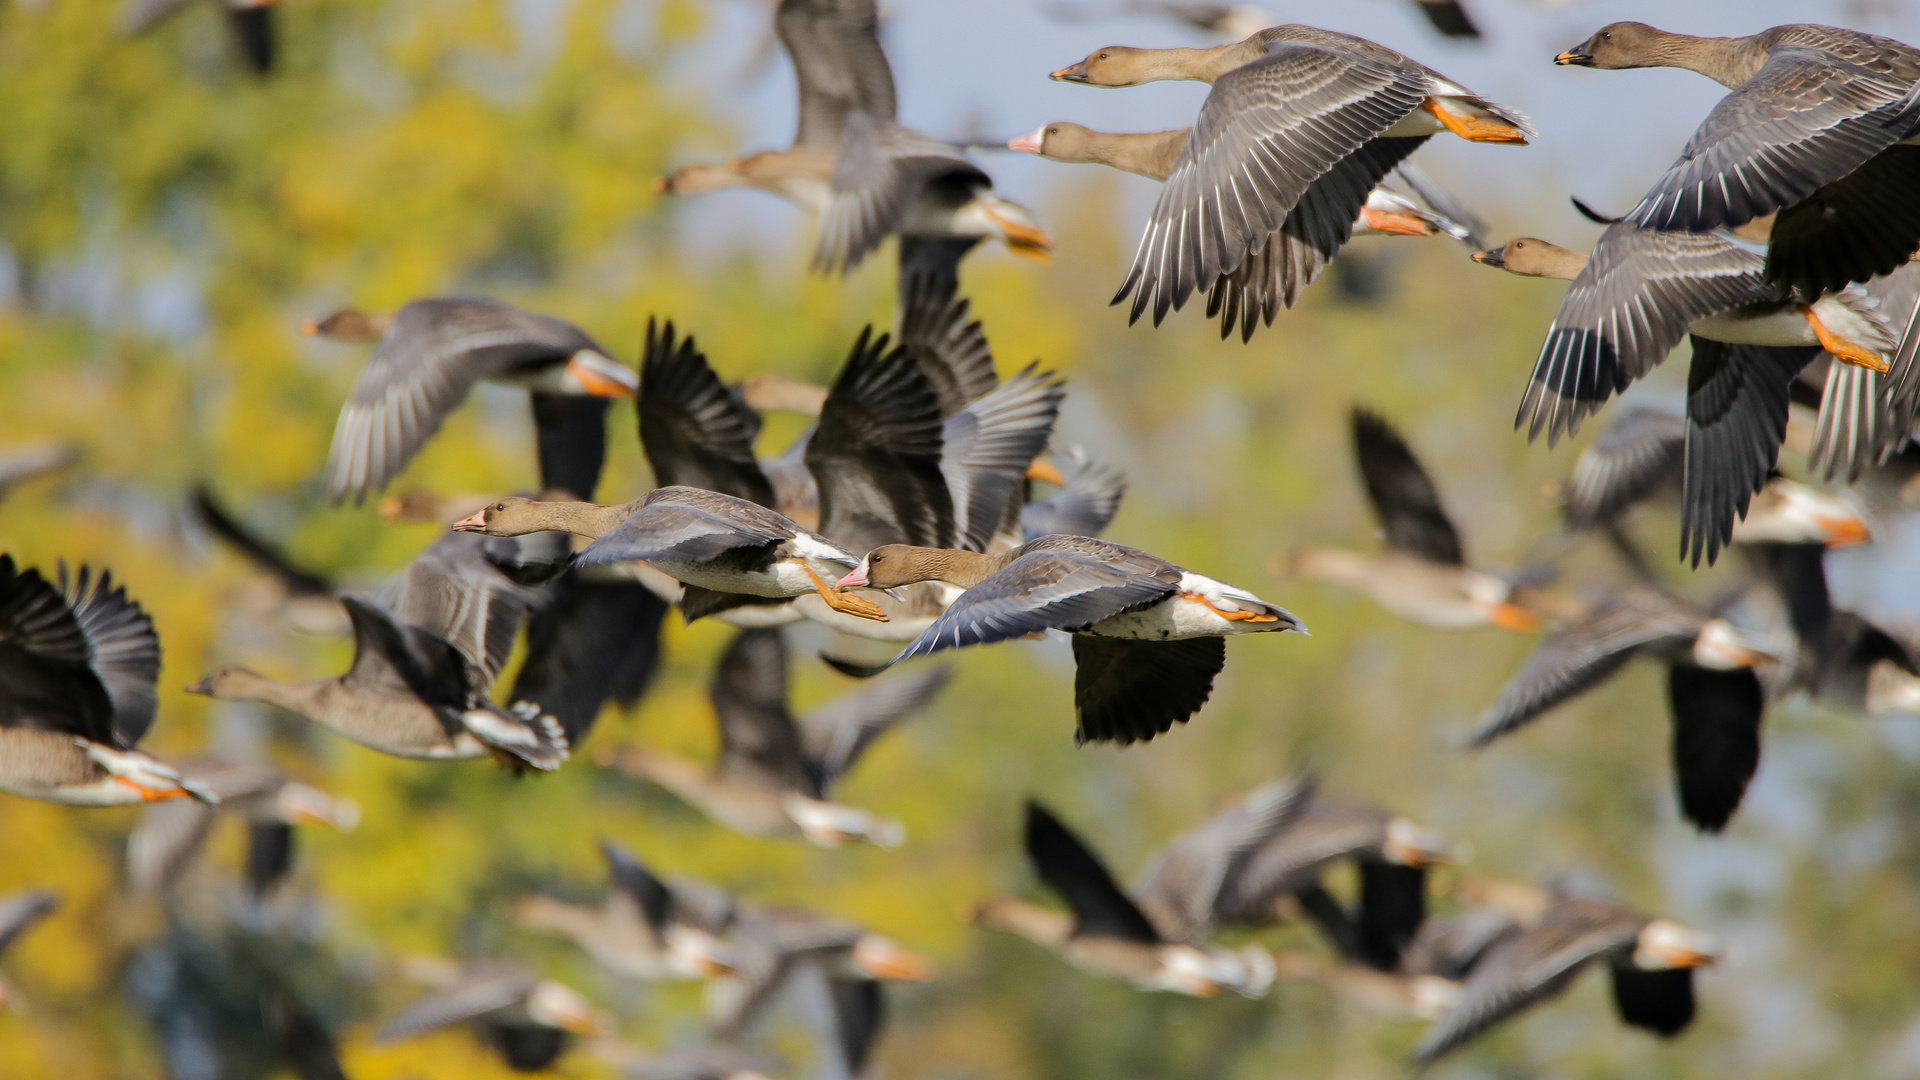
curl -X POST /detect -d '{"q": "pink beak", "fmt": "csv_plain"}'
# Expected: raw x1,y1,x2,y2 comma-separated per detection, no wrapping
836,568,868,589
451,510,487,532
1007,125,1045,155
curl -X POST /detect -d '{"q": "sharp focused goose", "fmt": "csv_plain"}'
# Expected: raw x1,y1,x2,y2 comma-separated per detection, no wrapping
312,297,637,504
0,556,212,806
1283,408,1540,630
1411,893,1717,1063
1047,25,1532,337
514,838,740,982
1555,22,1920,301
600,627,948,846
1472,585,1781,832
656,0,1049,278
375,958,609,1073
839,535,1305,745
188,532,570,771
0,890,58,1011
120,0,279,74
971,802,1276,997
125,756,359,898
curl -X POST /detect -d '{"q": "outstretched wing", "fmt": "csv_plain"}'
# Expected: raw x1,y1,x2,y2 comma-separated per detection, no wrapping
800,664,951,792
895,548,1175,660
1350,408,1463,565
1025,801,1161,943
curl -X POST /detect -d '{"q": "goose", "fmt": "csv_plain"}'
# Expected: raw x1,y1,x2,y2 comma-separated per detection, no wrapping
971,802,1276,997
1047,25,1532,337
1554,22,1920,301
119,0,279,74
514,838,740,982
0,556,212,807
655,0,1049,281
598,627,948,846
1471,585,1782,832
0,440,76,504
125,755,359,898
593,1042,784,1080
1412,892,1717,1063
1017,444,1128,543
1280,408,1540,631
310,297,637,504
189,484,348,636
1050,0,1481,42
0,890,57,1011
187,531,570,771
1123,773,1316,946
375,958,609,1073
839,534,1304,744
1733,540,1920,718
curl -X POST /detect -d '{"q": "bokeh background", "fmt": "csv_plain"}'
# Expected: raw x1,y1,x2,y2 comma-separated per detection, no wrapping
7,0,1920,1077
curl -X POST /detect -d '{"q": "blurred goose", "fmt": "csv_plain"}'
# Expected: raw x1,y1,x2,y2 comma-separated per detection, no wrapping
189,484,348,636
515,838,739,981
1050,0,1480,41
839,534,1304,744
1472,585,1780,832
0,440,76,503
972,802,1276,997
1047,25,1530,337
0,556,213,806
120,0,279,74
188,532,570,771
594,1042,784,1080
312,297,636,504
600,628,948,846
1125,774,1315,945
376,958,609,1073
454,487,889,622
1017,444,1128,542
1283,408,1539,631
657,0,1049,278
1555,22,1920,302
0,890,58,1011
1412,893,1717,1062
126,756,359,898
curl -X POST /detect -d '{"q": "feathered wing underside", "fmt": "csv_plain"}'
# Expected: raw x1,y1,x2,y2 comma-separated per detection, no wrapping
639,319,776,507
1349,408,1463,565
337,596,471,713
776,0,897,153
815,113,988,274
710,628,815,795
1072,636,1226,746
507,577,666,744
897,273,999,417
392,532,545,686
62,565,161,747
807,329,953,553
1019,448,1127,541
1680,341,1817,567
1561,406,1686,530
529,393,609,502
1518,223,1769,446
1471,589,1704,745
374,972,538,1042
1130,773,1315,945
940,365,1064,552
1116,42,1429,326
1767,143,1920,300
799,664,951,793
1024,802,1161,943
0,556,117,745
1667,664,1765,833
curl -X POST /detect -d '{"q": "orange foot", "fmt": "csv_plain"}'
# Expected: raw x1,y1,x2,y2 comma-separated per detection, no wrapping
1422,98,1529,144
1183,592,1280,622
1361,207,1435,236
805,563,889,621
114,776,189,802
1804,305,1891,372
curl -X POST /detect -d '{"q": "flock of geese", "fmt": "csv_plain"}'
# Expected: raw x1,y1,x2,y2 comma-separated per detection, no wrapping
10,0,1920,1075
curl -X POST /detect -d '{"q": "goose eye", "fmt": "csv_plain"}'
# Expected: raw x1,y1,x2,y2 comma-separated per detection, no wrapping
496,502,508,510
1601,31,1611,39
1097,51,1108,59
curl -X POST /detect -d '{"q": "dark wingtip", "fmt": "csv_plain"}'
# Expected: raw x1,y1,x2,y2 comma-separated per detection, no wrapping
1569,197,1619,225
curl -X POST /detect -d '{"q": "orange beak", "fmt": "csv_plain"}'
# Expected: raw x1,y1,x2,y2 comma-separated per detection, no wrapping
851,937,936,982
836,568,868,589
565,352,639,398
1822,515,1872,548
298,318,320,336
650,175,671,194
451,510,488,532
1050,63,1089,82
1487,601,1540,633
1025,457,1066,485
1555,48,1592,65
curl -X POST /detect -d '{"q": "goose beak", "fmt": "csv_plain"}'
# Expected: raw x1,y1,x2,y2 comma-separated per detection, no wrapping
836,568,869,589
184,676,213,696
1008,125,1046,155
650,175,672,194
1486,601,1539,633
1555,46,1593,66
451,510,488,533
298,318,320,335
1822,513,1872,548
1049,62,1089,82
1470,246,1506,269
565,351,639,398
851,936,936,982
1025,456,1066,485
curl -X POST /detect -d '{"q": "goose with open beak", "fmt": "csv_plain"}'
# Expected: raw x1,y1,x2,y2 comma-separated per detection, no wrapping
0,556,214,807
598,627,948,847
1413,892,1717,1063
1473,585,1781,832
311,297,636,504
515,838,740,982
840,534,1305,745
1045,24,1531,338
1552,21,1920,303
971,802,1277,998
1280,407,1540,632
375,959,611,1073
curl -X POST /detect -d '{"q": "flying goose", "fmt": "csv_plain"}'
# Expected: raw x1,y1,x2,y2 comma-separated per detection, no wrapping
1047,0,1481,42
0,890,58,1011
1411,892,1717,1062
1555,22,1920,302
839,534,1305,744
1047,25,1531,336
1471,585,1781,832
375,958,609,1072
125,756,359,898
1123,773,1316,946
514,838,740,982
311,297,637,504
188,532,570,771
1282,408,1539,631
972,802,1276,997
599,627,948,846
0,556,212,806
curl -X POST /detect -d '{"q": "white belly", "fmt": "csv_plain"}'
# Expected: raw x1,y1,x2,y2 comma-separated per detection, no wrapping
651,558,804,599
